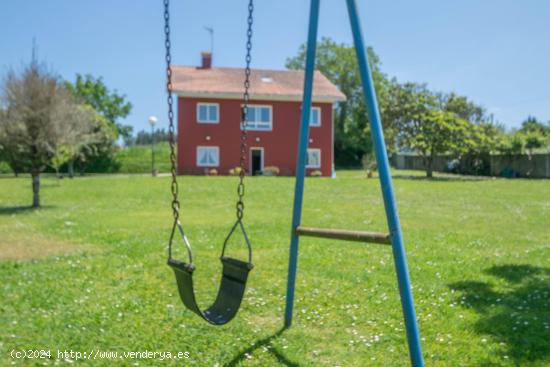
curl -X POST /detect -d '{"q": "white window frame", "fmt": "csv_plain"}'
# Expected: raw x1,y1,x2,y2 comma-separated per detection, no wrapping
306,148,321,168
197,103,220,124
310,107,321,127
242,104,273,131
196,146,220,167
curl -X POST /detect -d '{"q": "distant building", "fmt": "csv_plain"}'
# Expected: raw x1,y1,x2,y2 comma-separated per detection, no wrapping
172,52,346,176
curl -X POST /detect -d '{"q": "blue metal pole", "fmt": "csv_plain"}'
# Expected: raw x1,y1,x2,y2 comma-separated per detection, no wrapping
284,0,321,328
345,0,424,365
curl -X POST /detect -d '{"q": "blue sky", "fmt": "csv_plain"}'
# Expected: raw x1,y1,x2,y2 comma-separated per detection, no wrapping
1,0,549,134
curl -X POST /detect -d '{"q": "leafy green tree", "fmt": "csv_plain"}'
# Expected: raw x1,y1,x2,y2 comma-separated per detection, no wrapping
49,105,105,178
286,37,395,166
495,127,547,177
497,132,524,157
133,128,173,145
497,117,549,160
73,113,119,175
398,105,471,177
455,122,503,175
64,74,128,173
437,92,486,123
393,83,497,176
523,131,546,157
517,116,549,157
519,116,549,136
65,74,132,138
0,108,17,175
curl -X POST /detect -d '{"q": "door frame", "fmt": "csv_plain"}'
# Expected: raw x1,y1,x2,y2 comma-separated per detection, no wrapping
249,147,264,175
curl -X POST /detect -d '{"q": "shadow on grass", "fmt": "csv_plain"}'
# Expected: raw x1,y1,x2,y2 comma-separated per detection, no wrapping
0,205,55,216
224,327,300,367
392,174,489,182
449,264,550,365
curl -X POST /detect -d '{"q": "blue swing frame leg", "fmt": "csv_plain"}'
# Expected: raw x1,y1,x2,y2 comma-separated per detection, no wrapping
284,0,424,365
345,1,424,365
284,0,321,329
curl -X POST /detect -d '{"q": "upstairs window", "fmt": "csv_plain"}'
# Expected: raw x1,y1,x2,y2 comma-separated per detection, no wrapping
310,107,321,127
197,103,219,124
244,105,272,131
196,146,219,167
306,149,321,168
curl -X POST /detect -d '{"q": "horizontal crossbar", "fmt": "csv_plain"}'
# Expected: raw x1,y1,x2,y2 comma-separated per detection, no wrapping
295,226,391,245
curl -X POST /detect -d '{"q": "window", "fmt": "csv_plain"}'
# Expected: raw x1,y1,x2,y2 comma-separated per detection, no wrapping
310,107,321,127
244,105,272,131
196,146,219,167
197,103,219,123
306,149,321,168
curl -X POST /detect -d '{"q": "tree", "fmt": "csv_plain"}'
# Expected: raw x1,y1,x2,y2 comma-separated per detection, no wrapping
497,132,524,157
392,83,476,177
497,116,549,162
64,75,128,173
72,112,119,175
437,92,486,124
519,116,549,136
517,116,549,159
65,74,132,138
286,37,395,166
399,107,471,177
49,104,100,178
0,108,20,176
0,62,89,207
132,128,173,146
523,131,546,157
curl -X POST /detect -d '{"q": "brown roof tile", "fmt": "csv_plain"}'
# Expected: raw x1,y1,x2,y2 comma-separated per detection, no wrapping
171,66,346,103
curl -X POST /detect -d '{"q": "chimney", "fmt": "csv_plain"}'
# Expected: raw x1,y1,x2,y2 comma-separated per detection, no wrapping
200,52,212,69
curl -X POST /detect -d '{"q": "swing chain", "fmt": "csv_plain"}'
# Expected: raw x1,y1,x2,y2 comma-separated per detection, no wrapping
236,0,253,221
164,0,180,223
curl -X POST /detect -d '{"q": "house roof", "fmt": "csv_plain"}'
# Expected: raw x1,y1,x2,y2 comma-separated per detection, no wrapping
171,66,347,103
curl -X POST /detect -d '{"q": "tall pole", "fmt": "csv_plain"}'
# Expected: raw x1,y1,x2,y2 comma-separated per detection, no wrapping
151,124,156,175
284,0,321,328
149,116,158,177
345,0,424,365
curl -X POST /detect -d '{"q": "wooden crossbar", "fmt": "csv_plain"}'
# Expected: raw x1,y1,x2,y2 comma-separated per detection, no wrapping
295,226,391,245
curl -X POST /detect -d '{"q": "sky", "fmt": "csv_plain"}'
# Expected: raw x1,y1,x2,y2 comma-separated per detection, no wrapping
1,0,549,134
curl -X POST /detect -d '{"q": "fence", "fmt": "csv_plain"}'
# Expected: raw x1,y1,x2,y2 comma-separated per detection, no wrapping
392,153,550,178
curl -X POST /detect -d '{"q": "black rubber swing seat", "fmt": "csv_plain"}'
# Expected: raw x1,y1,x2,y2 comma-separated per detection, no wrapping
167,256,253,325
167,219,253,325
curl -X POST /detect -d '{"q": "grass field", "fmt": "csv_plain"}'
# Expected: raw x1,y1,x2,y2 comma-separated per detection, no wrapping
0,171,549,366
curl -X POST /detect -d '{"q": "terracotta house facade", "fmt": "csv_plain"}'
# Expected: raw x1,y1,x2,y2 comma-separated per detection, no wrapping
172,53,346,177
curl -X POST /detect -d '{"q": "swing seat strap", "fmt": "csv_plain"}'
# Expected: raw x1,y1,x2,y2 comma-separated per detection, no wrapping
167,256,253,325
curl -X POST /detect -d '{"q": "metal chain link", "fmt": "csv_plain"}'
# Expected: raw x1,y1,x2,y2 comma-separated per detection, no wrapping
236,0,254,221
164,0,180,222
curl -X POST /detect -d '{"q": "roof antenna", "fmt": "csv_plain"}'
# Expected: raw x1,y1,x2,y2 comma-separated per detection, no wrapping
204,26,214,54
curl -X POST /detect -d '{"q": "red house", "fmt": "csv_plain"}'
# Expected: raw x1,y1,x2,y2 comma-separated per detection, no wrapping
172,53,346,177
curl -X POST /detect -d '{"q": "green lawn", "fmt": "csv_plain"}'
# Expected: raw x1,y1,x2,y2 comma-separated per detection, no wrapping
0,171,549,366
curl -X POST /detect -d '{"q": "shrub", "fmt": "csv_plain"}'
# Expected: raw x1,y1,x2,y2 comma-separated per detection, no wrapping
262,166,280,176
0,161,12,174
362,153,377,171
444,159,460,174
228,167,242,176
362,153,377,178
310,170,322,177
